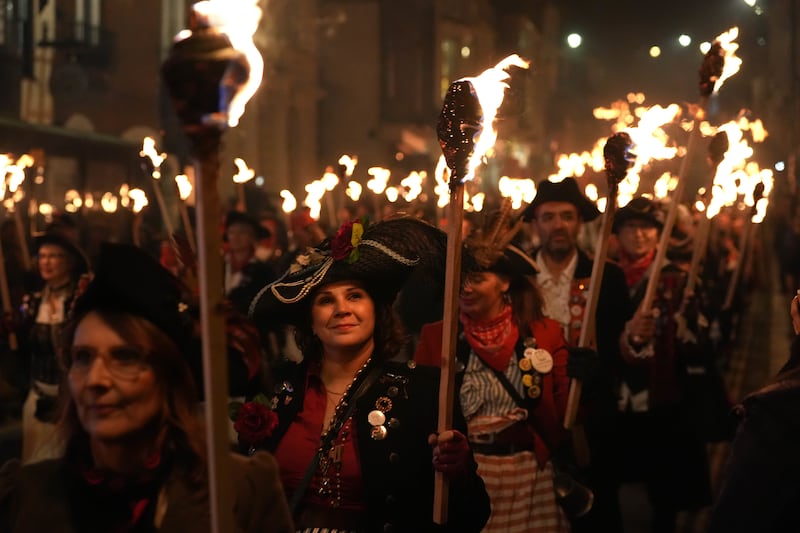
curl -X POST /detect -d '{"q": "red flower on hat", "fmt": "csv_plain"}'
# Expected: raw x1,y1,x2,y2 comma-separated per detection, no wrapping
331,217,367,263
229,394,278,450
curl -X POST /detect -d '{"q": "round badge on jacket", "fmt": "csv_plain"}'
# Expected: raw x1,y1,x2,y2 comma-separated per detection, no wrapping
530,349,553,374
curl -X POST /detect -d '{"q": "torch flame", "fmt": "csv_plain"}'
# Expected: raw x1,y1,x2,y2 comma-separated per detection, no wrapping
400,171,425,202
585,184,599,202
191,0,263,127
498,176,536,210
279,190,297,214
232,158,255,184
128,189,148,213
367,167,390,195
338,155,358,177
460,54,530,182
140,137,166,179
346,181,362,202
175,174,193,201
712,27,742,93
101,192,119,213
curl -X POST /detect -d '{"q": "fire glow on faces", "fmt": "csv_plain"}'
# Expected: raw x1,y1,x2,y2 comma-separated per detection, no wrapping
37,243,71,286
311,281,376,355
533,202,581,261
68,312,162,442
460,271,510,321
617,220,659,260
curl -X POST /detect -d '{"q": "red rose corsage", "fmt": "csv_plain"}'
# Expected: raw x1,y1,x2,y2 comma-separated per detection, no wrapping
229,393,279,454
331,216,368,263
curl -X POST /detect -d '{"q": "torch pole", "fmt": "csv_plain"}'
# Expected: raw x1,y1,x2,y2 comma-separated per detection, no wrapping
0,237,18,351
237,183,247,213
177,194,197,254
564,182,619,429
151,179,177,240
13,206,31,271
722,212,754,311
191,131,235,533
639,96,708,314
434,184,464,524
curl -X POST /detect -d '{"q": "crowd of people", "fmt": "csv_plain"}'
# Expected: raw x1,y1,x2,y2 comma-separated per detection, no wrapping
0,175,791,532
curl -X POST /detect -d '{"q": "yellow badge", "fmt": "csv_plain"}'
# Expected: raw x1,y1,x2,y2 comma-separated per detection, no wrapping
519,358,532,372
522,374,533,387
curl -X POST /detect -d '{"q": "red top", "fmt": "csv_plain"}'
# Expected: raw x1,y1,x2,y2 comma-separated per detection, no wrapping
414,318,569,463
274,365,366,512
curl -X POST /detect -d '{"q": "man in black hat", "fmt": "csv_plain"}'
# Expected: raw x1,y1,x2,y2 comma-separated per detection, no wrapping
522,177,630,533
224,211,275,300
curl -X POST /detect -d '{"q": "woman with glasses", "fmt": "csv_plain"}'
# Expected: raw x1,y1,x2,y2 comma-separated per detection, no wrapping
0,243,293,532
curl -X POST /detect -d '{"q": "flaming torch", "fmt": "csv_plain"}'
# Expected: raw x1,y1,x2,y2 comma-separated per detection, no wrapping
232,157,255,212
140,137,177,241
675,131,729,341
175,173,197,253
161,2,262,531
563,133,635,430
434,54,529,523
723,181,765,311
638,27,740,319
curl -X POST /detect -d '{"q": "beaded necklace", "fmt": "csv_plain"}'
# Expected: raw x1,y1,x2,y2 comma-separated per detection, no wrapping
317,357,372,508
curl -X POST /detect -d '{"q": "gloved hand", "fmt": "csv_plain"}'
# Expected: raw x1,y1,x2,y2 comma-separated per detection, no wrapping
566,346,601,384
428,429,470,478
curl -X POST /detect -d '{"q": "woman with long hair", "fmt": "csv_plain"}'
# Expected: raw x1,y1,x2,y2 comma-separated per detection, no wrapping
245,216,490,532
0,243,293,532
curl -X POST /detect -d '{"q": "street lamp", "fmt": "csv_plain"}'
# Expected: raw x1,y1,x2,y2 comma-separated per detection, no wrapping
649,45,661,58
567,33,582,49
678,34,691,47
699,41,711,54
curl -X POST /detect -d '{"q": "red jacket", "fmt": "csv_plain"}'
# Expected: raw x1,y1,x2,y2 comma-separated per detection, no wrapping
414,318,569,464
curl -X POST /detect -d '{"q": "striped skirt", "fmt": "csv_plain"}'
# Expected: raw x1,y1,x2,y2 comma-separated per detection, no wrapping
475,451,570,533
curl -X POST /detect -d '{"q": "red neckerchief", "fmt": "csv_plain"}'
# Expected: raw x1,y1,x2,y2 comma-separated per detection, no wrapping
460,305,519,372
618,248,656,288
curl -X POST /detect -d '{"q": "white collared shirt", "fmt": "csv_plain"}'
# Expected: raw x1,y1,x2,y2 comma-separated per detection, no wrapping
535,250,578,338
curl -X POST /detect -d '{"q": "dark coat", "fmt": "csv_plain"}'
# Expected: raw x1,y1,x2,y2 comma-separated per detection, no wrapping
709,335,800,532
0,452,294,532
265,359,491,533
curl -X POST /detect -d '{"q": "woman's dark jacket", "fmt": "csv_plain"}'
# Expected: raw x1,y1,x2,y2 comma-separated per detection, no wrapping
265,358,491,533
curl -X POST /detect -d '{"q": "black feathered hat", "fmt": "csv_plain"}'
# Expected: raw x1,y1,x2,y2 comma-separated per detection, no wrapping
248,217,420,324
521,177,600,222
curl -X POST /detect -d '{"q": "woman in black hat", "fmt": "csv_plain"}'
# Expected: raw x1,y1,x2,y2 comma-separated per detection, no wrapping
0,243,294,532
18,233,89,463
415,204,592,532
245,216,490,532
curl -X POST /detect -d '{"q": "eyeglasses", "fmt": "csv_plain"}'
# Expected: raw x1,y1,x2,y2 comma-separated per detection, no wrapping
67,345,151,380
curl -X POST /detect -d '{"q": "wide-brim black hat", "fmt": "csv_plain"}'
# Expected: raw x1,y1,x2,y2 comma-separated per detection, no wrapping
612,196,665,234
248,217,420,324
522,177,600,222
70,243,196,358
225,210,271,240
33,232,90,279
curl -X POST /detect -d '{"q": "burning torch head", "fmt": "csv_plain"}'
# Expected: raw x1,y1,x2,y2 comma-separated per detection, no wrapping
161,17,250,133
707,131,729,168
603,132,635,185
698,42,725,97
437,80,482,188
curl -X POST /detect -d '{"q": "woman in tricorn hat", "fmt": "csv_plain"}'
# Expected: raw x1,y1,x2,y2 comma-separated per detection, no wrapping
0,243,293,532
18,232,89,463
415,202,597,532
245,216,490,532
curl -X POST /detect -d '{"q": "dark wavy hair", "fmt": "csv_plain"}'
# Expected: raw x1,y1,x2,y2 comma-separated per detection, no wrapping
58,310,207,483
293,281,409,362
